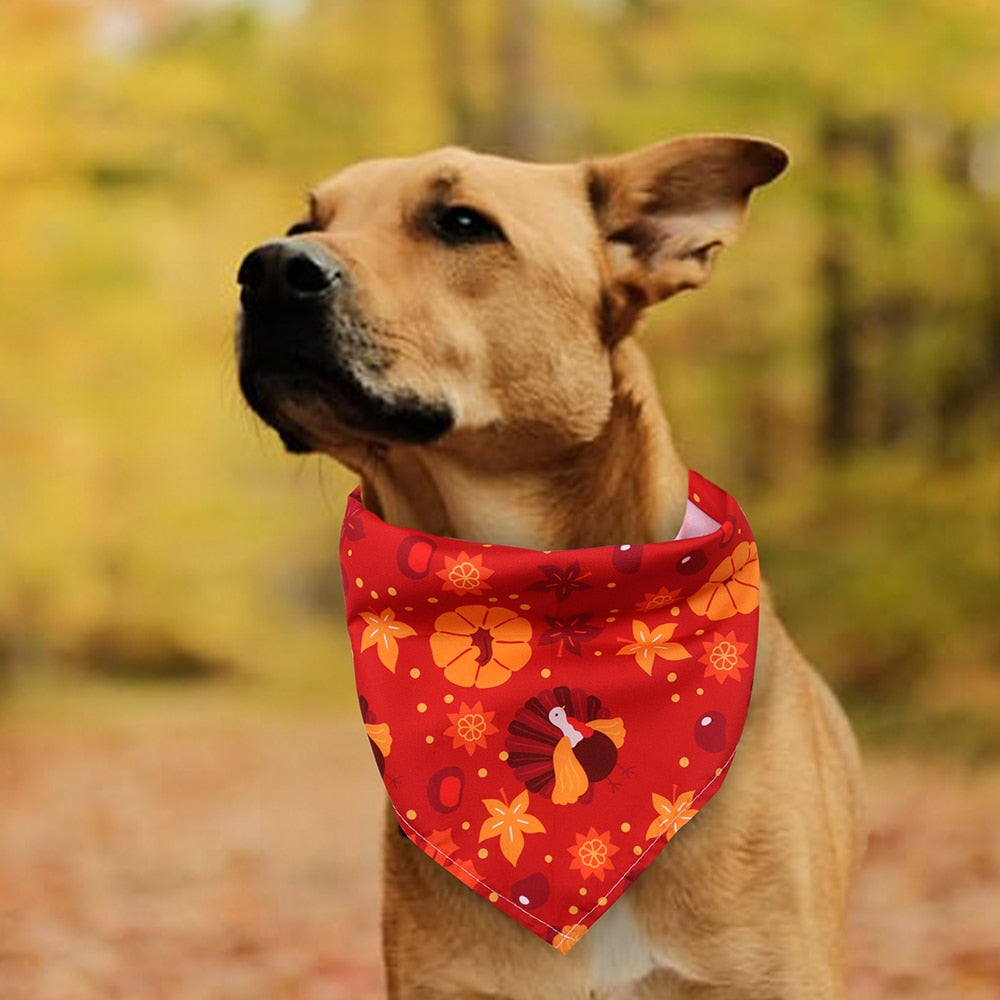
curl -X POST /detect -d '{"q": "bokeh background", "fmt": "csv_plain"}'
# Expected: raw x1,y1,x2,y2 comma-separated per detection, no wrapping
2,1,998,997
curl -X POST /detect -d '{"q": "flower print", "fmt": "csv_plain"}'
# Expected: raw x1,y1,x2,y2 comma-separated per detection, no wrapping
699,631,750,684
553,923,588,954
526,561,592,602
567,828,620,882
431,605,532,688
635,586,681,612
479,789,546,866
645,788,699,842
359,608,417,672
687,541,760,621
538,613,602,657
436,551,493,596
444,700,499,755
616,619,691,676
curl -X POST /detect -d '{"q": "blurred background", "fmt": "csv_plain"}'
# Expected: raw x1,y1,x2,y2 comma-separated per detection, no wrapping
1,1,998,997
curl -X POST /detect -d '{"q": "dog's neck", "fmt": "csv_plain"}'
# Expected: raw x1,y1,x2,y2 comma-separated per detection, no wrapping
356,340,689,551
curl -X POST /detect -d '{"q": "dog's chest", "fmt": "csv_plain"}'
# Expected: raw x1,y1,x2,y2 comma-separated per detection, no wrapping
579,898,697,999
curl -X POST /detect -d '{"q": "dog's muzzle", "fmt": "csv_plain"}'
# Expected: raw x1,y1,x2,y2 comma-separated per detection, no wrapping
236,239,453,452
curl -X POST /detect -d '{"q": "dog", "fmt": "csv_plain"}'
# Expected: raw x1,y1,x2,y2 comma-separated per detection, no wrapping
236,135,865,999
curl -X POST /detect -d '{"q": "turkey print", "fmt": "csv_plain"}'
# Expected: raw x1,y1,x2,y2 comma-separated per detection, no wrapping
506,687,626,805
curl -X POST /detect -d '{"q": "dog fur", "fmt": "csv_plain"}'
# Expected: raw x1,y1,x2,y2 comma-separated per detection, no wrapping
237,136,865,999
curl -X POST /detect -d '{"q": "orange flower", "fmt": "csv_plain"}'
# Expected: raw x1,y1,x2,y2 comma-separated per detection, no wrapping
635,586,681,611
436,551,493,596
646,789,699,842
479,789,546,866
687,542,760,621
617,619,691,676
444,700,499,755
553,922,588,954
431,605,532,688
359,608,416,672
699,631,750,684
567,827,620,882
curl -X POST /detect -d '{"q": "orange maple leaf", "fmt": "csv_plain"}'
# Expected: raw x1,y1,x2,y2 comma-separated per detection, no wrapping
479,789,546,866
617,619,691,676
646,789,699,842
359,608,416,672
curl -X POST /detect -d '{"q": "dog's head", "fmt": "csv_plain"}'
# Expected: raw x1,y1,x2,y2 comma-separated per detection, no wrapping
236,136,786,465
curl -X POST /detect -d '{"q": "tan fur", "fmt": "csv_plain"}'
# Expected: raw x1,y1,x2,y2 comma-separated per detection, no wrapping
237,136,865,999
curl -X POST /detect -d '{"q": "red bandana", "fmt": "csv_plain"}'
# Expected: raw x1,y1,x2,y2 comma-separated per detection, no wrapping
339,472,759,952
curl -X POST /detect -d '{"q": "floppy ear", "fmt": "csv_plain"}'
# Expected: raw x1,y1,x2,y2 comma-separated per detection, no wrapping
587,135,788,339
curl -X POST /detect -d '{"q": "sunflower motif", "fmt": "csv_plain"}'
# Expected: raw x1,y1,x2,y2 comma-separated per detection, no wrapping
699,631,750,684
568,827,620,881
436,551,493,596
444,700,499,755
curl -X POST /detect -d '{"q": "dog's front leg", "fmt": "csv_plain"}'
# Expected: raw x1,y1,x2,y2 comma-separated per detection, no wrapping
381,807,603,1000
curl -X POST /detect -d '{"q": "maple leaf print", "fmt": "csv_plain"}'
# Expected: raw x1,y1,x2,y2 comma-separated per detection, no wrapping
699,631,750,684
537,613,602,656
359,608,417,672
479,789,546,866
616,619,691,676
645,789,699,842
526,561,592,602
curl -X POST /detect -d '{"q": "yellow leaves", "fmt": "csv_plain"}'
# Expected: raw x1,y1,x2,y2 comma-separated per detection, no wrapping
359,608,416,672
617,619,691,675
479,789,546,866
646,789,699,843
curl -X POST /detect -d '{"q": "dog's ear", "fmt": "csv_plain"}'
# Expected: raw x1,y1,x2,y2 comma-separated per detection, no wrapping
587,135,787,338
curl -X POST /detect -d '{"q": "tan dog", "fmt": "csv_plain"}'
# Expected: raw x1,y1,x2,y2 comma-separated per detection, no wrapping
236,136,865,999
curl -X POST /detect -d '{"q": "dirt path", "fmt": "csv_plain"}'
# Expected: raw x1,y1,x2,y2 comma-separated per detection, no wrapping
2,707,998,998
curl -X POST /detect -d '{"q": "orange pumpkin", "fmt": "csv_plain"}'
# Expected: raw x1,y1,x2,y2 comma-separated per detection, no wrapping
687,541,760,621
430,605,532,688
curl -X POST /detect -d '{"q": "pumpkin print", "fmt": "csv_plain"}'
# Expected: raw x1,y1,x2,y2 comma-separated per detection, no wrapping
686,541,760,620
430,605,533,688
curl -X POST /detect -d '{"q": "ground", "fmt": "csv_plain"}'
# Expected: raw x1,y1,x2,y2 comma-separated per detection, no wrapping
1,693,998,999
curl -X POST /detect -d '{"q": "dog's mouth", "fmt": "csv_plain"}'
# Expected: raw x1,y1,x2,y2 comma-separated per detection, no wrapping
238,355,455,454
236,239,454,453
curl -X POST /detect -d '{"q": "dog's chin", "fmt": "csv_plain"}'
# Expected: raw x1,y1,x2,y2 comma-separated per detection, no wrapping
239,367,455,455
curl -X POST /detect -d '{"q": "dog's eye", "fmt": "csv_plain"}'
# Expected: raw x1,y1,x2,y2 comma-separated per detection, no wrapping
430,205,506,246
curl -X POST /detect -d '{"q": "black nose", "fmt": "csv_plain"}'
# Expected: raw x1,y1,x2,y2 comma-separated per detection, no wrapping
237,240,342,305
